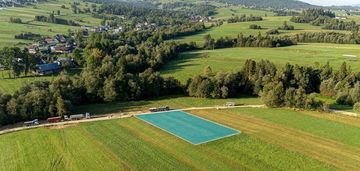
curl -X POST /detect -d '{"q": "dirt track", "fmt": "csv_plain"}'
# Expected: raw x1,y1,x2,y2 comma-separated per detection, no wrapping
0,105,265,135
0,104,358,135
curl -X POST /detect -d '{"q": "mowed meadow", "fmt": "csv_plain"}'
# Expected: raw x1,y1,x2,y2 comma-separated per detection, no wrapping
161,43,360,83
2,106,360,170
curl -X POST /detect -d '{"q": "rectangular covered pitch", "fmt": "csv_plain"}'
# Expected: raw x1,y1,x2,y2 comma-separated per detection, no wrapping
135,111,240,145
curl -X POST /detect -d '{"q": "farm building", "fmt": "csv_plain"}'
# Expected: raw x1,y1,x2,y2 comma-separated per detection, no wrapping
34,63,61,75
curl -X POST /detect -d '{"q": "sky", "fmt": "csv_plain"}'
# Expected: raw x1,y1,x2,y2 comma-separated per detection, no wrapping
299,0,359,6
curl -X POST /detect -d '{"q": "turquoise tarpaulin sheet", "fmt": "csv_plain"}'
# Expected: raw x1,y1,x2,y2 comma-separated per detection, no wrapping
136,110,240,145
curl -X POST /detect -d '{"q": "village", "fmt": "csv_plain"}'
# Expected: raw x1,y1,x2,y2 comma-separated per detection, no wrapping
24,14,214,76
0,0,37,7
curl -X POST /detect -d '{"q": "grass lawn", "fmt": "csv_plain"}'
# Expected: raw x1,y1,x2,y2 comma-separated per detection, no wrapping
161,43,360,83
0,110,338,171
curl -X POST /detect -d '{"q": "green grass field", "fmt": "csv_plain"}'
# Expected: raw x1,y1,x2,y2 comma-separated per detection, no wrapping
213,6,275,20
0,75,55,94
0,0,100,47
161,43,360,83
0,69,81,94
175,16,350,45
3,106,360,170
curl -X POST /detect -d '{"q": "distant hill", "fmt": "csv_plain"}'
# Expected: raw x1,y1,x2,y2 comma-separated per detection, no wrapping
216,0,316,9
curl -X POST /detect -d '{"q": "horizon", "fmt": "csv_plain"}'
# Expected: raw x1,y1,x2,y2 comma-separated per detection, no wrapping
299,0,359,6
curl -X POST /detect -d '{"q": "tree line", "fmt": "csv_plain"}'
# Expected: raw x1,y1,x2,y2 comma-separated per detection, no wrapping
227,14,263,23
203,33,296,50
289,31,360,44
186,60,360,111
290,8,335,23
0,47,35,78
14,32,42,41
35,13,79,26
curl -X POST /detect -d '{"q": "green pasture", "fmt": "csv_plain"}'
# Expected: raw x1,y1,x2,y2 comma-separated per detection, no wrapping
229,107,360,148
175,16,350,44
0,69,81,94
161,43,360,83
0,0,101,47
213,6,275,20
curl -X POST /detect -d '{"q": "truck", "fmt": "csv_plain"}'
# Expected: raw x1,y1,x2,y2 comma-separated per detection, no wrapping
69,114,85,120
47,116,62,123
149,106,170,112
69,113,91,120
24,119,39,127
225,102,236,107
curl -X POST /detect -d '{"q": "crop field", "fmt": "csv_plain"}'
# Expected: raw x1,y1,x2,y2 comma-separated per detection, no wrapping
161,43,360,83
0,0,100,47
2,106,360,170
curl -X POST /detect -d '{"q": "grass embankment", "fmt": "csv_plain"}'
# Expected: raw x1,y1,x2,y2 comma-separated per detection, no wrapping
73,95,262,114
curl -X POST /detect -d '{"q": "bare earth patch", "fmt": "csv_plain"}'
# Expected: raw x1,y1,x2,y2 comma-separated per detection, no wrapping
47,124,78,130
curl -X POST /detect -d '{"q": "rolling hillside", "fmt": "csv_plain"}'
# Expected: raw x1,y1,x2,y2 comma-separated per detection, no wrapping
215,0,316,9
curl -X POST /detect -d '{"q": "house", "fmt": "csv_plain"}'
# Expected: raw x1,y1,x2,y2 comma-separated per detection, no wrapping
113,26,123,34
54,34,67,43
56,57,75,66
28,45,39,54
44,37,59,46
51,45,72,54
335,16,347,20
34,63,61,75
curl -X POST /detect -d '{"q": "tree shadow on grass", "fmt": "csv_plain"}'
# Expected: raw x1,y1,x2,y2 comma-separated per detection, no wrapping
160,52,205,75
72,95,188,115
73,101,151,115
